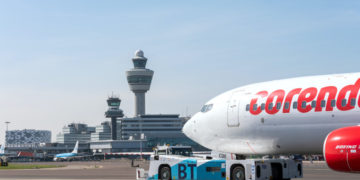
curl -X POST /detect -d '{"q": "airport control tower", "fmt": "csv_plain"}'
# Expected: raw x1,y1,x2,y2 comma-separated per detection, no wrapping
105,96,124,140
126,50,154,116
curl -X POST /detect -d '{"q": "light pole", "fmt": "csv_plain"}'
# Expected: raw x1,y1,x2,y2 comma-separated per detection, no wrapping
140,118,143,160
5,122,10,131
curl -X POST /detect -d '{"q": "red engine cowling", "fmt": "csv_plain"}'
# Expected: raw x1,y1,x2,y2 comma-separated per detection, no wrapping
324,126,360,173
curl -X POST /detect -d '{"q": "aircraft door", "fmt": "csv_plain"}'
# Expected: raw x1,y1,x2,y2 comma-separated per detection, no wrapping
227,92,240,127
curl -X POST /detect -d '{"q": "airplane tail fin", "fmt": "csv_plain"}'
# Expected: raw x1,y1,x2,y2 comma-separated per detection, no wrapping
0,144,4,154
71,141,79,154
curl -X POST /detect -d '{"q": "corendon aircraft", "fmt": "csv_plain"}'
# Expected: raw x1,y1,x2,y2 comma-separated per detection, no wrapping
183,72,360,173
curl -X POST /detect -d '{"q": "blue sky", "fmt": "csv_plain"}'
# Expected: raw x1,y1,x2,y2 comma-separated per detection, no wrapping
0,1,360,143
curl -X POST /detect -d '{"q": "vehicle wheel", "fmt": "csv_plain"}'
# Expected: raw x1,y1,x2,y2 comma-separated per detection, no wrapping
159,166,171,180
232,166,245,180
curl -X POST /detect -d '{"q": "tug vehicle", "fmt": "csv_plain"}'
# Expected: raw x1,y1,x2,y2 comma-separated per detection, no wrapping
0,156,8,167
136,146,302,180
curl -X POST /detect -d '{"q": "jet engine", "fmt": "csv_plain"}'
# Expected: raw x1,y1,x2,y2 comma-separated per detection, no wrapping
323,126,360,173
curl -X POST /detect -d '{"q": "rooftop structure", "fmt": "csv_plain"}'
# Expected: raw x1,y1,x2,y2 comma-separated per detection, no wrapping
126,50,154,116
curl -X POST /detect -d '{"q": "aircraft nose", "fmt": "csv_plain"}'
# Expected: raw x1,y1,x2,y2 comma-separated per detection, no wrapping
183,114,199,141
182,119,193,138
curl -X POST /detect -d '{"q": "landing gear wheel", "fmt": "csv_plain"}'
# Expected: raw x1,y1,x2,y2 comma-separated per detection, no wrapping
232,166,245,180
159,166,171,180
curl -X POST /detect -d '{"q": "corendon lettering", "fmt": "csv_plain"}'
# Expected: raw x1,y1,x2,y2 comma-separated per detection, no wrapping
297,87,317,113
283,88,302,113
249,91,268,115
315,86,337,112
336,79,360,111
248,78,360,115
265,90,285,114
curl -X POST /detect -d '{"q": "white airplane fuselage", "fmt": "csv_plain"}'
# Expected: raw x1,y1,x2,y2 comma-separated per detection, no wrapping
183,72,360,155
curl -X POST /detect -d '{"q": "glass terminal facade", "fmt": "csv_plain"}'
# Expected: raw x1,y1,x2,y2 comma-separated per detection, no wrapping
6,129,51,145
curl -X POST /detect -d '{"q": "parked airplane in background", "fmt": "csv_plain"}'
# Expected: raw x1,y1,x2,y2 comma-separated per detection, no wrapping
0,144,5,156
183,72,360,173
1,144,19,158
54,141,80,161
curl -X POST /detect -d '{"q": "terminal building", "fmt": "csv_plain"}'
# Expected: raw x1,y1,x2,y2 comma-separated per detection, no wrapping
120,114,204,151
90,121,122,141
56,123,95,144
120,114,186,140
90,113,205,153
90,121,112,141
5,129,51,146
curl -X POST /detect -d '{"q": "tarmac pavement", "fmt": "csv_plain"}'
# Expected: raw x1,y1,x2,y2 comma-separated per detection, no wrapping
1,160,360,180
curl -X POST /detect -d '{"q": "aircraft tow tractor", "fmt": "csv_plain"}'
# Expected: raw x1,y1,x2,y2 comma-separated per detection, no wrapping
136,146,303,180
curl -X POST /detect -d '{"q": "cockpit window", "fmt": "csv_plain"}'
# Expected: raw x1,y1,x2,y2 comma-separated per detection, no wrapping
201,105,207,112
207,104,213,111
201,104,213,113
